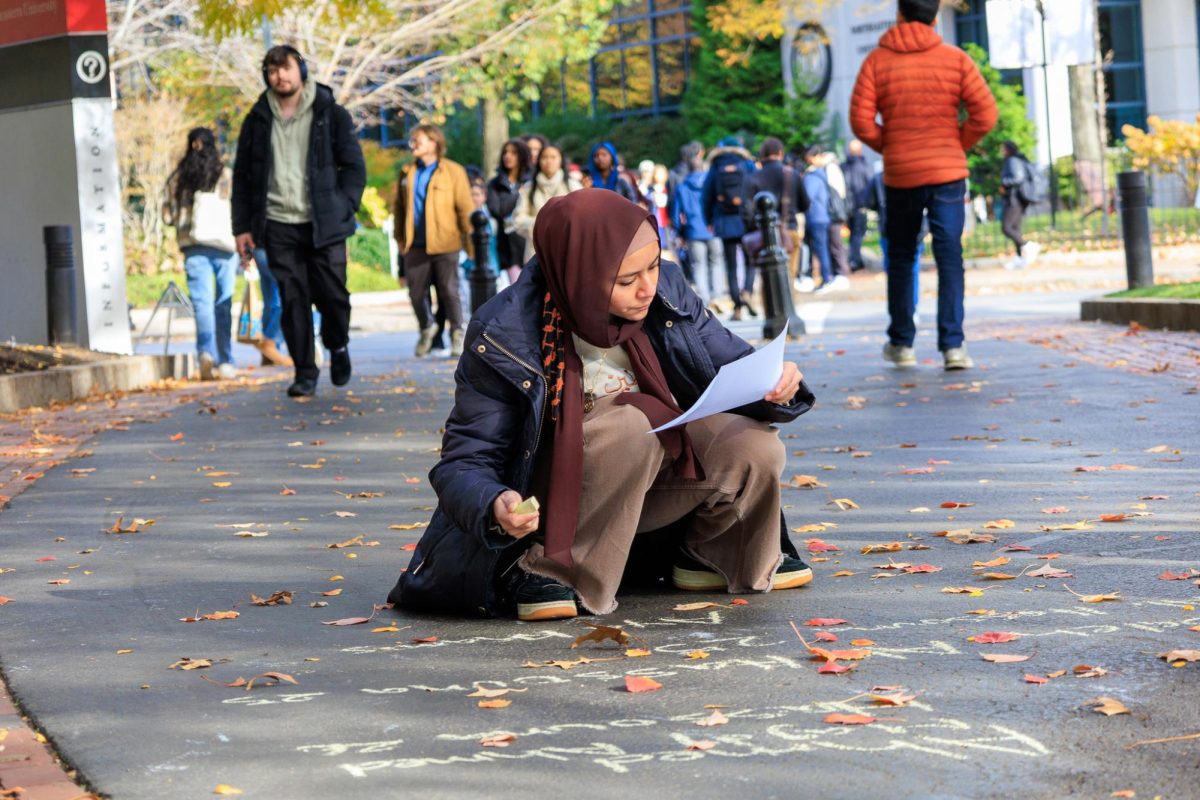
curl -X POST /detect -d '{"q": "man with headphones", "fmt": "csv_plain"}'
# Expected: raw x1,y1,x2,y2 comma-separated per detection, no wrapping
232,45,366,397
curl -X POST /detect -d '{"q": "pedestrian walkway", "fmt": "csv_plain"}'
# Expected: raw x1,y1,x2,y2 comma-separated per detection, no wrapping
1,303,1198,797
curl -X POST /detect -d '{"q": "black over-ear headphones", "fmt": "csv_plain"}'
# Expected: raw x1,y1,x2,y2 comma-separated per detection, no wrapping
262,45,308,88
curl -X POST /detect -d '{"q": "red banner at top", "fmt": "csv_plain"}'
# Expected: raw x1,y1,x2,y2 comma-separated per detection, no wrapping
0,0,106,48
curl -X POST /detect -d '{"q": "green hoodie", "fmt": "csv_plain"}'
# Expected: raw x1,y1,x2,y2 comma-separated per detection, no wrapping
265,79,317,223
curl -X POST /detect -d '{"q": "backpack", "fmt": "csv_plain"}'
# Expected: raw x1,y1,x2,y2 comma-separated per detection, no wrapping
1015,158,1038,206
715,164,746,215
824,165,848,223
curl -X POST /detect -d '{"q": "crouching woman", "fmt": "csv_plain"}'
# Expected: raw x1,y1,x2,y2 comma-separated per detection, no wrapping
387,189,815,621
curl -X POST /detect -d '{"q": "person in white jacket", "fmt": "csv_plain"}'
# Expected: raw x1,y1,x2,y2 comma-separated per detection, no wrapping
513,144,582,262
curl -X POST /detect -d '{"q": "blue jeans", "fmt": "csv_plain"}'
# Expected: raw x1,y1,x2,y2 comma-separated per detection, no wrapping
804,222,832,283
253,248,285,347
183,246,237,365
884,180,966,350
880,236,924,315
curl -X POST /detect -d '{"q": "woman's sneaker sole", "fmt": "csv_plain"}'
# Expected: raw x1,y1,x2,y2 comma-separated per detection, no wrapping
672,565,726,592
774,567,814,589
517,599,578,621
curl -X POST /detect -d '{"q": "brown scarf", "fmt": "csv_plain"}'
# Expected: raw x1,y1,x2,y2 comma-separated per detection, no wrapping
532,189,703,567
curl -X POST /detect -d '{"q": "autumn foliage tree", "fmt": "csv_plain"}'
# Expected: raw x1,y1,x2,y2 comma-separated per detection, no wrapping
1122,114,1200,205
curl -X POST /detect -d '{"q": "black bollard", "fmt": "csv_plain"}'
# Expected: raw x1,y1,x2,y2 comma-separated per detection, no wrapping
752,193,805,339
44,225,78,345
1117,171,1154,289
469,209,497,314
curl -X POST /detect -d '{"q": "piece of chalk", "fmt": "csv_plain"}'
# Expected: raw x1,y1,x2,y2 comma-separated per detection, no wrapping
513,496,540,515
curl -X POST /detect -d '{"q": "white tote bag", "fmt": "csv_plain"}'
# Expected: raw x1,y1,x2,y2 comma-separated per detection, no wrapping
190,190,236,254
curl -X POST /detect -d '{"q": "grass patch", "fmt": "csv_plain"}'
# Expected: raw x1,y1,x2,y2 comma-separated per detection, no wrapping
1107,281,1200,299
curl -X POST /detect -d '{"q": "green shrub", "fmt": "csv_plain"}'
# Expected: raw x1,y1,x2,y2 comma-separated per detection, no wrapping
348,228,391,273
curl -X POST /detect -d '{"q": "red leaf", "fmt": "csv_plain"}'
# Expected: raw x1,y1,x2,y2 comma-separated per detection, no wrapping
730,598,749,606
411,636,439,644
0,596,14,605
902,564,942,574
824,713,875,725
803,618,848,626
902,467,934,475
1004,545,1032,552
814,631,839,642
1023,674,1049,685
1159,570,1200,581
36,556,57,562
624,675,663,693
806,538,840,553
818,660,855,674
400,543,418,551
940,501,975,508
972,631,1020,644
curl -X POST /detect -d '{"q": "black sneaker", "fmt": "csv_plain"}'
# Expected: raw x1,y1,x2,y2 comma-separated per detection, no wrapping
672,549,725,592
331,347,352,386
774,554,813,589
287,378,317,398
515,573,577,621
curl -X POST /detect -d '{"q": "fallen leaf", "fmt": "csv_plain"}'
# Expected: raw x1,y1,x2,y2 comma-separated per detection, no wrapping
868,691,915,706
321,616,373,626
624,675,663,693
1041,507,1070,514
832,570,856,577
830,498,860,511
909,506,931,513
1005,544,1032,552
940,501,975,509
1157,649,1200,664
201,610,239,621
973,557,1011,569
571,622,631,649
861,542,903,554
1047,670,1067,678
981,653,1031,663
388,523,428,531
478,699,512,709
411,636,439,644
333,511,357,518
936,529,996,544
213,785,243,796
1099,514,1127,523
1074,665,1108,678
792,523,832,533
970,632,1020,644
824,713,875,725
467,687,528,698
107,516,155,534
789,474,827,489
1158,569,1200,581
903,564,942,574
169,658,213,670
371,626,399,633
983,520,1015,529
730,599,749,606
673,602,724,612
480,733,516,747
803,618,849,627
979,572,1017,581
250,590,293,607
805,538,841,553
625,648,652,657
327,535,364,549
696,710,729,727
320,588,343,597
1074,466,1106,473
685,650,710,660
850,639,875,647
814,631,839,642
1024,674,1049,685
686,740,717,751
1039,520,1095,532
817,660,855,674
47,579,70,585
0,597,13,605
1110,791,1135,799
902,466,934,475
1027,564,1073,579
1087,697,1130,716
942,587,985,595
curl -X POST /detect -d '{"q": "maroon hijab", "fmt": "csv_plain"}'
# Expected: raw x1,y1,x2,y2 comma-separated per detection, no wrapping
532,189,703,567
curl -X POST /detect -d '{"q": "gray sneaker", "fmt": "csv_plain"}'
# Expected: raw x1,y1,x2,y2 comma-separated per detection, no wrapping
198,352,215,381
414,323,438,357
449,329,465,357
943,346,974,370
882,342,916,367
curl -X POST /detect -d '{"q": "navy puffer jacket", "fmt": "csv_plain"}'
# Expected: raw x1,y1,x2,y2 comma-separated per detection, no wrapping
387,258,815,616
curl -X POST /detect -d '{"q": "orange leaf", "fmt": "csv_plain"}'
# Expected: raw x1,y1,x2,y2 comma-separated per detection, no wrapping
981,653,1031,663
480,733,516,747
814,631,838,642
979,572,1017,580
478,699,512,708
411,636,439,644
0,597,12,605
818,660,855,674
973,557,1011,568
806,538,840,553
1099,514,1127,522
832,570,855,577
971,631,1020,644
730,598,749,606
1024,674,1049,685
803,618,848,626
624,675,663,693
850,639,875,647
201,610,239,620
824,713,875,725
940,501,975,508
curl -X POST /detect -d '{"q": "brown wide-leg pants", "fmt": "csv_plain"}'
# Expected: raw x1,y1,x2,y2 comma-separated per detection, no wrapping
520,396,787,614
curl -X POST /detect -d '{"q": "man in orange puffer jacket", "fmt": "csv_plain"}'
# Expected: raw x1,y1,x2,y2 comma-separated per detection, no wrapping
850,0,997,371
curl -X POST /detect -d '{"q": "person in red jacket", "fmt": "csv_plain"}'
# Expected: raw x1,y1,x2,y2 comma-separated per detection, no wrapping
850,0,997,371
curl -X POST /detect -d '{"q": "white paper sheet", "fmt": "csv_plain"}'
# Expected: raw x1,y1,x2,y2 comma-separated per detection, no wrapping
650,324,788,433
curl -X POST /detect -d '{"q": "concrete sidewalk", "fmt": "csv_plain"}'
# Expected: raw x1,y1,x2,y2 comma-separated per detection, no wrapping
1,310,1198,798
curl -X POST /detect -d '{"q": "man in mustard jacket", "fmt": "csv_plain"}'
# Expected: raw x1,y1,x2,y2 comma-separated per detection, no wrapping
393,124,474,357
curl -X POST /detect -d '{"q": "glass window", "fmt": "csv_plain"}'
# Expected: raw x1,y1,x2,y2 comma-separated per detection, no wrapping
954,0,988,48
622,18,651,45
1098,0,1146,143
593,50,624,114
622,46,655,110
656,40,686,106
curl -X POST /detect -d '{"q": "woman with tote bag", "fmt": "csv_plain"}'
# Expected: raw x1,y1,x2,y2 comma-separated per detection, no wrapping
163,127,239,380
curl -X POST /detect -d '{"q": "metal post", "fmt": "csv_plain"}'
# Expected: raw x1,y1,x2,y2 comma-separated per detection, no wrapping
1117,171,1153,288
752,193,805,339
469,210,497,314
1037,0,1058,228
44,225,78,345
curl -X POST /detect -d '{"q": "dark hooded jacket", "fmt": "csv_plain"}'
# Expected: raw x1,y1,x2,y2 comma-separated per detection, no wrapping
701,144,755,240
231,83,366,249
387,258,815,617
841,154,873,213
